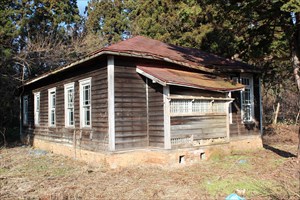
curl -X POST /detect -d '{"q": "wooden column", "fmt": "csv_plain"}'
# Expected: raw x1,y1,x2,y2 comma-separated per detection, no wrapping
226,101,231,142
146,78,150,146
163,85,171,149
107,55,115,151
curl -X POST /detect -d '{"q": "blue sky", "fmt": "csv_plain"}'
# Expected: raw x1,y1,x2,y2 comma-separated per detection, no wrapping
77,0,89,16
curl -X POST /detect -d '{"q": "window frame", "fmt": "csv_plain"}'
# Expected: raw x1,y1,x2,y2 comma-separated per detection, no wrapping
169,98,229,116
48,87,56,127
79,78,92,128
34,92,40,126
23,95,29,125
64,82,75,128
240,75,254,123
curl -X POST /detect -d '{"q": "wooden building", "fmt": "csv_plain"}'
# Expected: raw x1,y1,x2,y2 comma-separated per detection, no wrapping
21,36,262,154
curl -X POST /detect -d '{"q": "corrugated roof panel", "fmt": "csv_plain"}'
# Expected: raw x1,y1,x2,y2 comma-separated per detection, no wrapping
101,36,255,72
24,36,258,86
137,66,244,92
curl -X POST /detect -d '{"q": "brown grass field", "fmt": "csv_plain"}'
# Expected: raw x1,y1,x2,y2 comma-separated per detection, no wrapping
0,124,299,200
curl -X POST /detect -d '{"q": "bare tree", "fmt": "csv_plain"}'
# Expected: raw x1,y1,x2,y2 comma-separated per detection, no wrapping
14,33,105,79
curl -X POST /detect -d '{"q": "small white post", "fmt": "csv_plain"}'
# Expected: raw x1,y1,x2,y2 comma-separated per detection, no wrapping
228,91,232,124
163,85,171,149
226,101,231,142
107,56,115,151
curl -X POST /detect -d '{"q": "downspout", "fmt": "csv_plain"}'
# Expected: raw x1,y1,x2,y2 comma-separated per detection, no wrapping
19,86,24,143
259,78,263,135
19,63,26,143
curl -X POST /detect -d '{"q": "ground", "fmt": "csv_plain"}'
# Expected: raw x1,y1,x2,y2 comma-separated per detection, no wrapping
0,125,299,200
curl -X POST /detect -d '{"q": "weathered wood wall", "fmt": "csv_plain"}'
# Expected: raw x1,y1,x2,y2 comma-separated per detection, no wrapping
147,81,164,147
22,58,109,151
171,115,227,140
170,86,226,98
169,85,227,147
113,57,168,150
114,64,148,150
22,54,261,152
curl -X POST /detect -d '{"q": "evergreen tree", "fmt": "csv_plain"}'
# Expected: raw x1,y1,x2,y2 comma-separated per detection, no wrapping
0,0,21,145
86,0,129,44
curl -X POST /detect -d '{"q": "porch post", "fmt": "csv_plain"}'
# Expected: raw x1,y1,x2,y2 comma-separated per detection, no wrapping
226,101,231,142
163,85,171,149
228,91,232,124
107,55,115,151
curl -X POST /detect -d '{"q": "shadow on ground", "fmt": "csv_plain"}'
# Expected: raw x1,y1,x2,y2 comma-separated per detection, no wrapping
263,144,296,158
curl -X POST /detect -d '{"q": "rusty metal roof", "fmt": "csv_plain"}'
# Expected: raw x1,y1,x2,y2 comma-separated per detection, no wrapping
24,36,257,86
137,65,244,92
98,36,257,73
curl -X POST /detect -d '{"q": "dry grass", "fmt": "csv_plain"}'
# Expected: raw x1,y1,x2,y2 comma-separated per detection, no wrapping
0,131,299,199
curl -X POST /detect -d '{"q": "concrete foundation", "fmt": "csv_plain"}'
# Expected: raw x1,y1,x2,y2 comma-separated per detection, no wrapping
33,135,262,168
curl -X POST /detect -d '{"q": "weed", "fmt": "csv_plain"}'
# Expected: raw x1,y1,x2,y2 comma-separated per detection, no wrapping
204,176,274,198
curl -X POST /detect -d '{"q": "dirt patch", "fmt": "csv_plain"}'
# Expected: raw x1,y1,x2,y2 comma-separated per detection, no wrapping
263,124,299,145
1,140,299,199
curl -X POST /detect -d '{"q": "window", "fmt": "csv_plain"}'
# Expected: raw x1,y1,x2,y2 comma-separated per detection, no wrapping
64,83,75,127
240,76,254,122
170,99,227,116
34,92,40,125
23,95,28,125
79,78,91,128
48,88,56,126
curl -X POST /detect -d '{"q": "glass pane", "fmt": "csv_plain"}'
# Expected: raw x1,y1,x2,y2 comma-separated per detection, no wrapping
69,109,74,125
36,96,40,111
83,85,90,105
85,107,90,126
23,97,28,124
241,78,250,86
68,89,74,108
243,105,251,121
51,92,56,108
51,110,55,125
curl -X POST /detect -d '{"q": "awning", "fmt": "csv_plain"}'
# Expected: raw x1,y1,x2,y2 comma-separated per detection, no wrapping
136,66,244,92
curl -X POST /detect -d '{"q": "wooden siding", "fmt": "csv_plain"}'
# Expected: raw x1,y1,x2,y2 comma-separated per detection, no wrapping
171,115,227,140
147,81,164,147
169,85,228,147
22,60,109,152
22,54,262,152
170,86,226,98
114,65,148,150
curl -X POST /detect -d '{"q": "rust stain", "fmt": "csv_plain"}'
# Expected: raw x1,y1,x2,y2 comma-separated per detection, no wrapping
24,36,258,86
97,36,255,72
137,65,244,92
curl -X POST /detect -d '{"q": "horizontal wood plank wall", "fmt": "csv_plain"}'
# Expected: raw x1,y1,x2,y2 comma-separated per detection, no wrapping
171,115,227,140
170,86,225,98
23,62,109,152
147,81,164,147
114,65,148,150
169,85,227,147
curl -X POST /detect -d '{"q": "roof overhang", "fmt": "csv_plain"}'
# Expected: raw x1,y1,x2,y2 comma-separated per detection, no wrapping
23,50,216,86
136,66,245,93
23,49,256,86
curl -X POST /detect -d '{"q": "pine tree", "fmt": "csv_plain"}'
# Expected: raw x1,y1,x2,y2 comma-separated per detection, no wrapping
86,0,129,44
